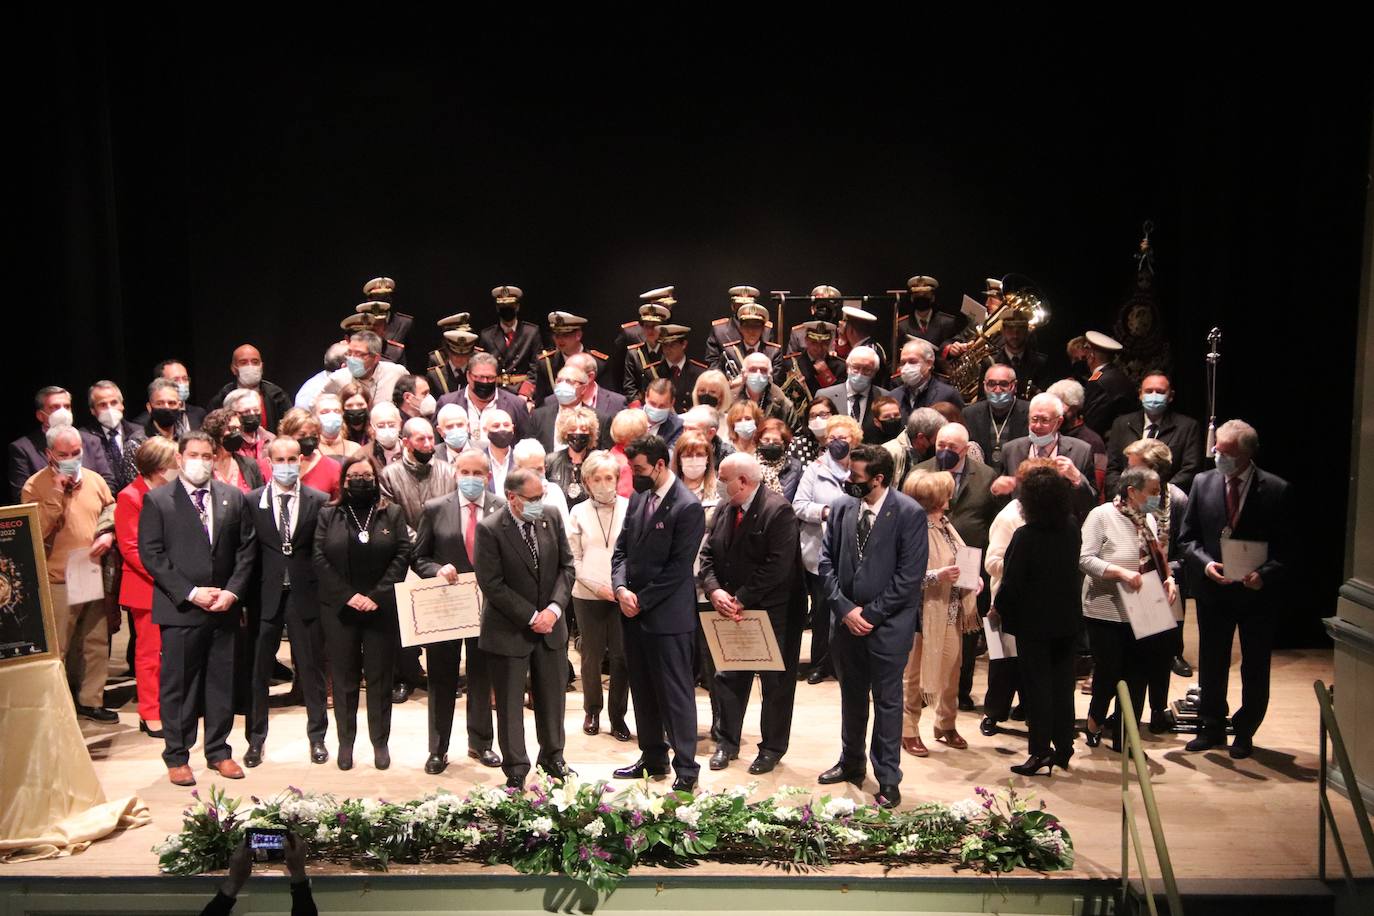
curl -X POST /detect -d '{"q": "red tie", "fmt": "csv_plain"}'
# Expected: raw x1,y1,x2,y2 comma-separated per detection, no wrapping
465,502,478,566
734,506,744,532
1225,477,1240,529
505,329,514,348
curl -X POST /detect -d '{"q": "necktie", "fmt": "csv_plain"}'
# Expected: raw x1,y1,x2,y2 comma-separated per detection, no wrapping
505,328,514,348
850,395,861,420
102,431,122,473
643,492,659,528
278,492,293,585
857,508,873,555
521,521,539,569
734,505,745,533
192,488,210,541
465,502,478,566
1225,476,1240,528
1144,422,1157,439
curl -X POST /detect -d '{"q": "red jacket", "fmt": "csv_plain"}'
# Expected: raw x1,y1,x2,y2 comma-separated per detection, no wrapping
115,476,155,608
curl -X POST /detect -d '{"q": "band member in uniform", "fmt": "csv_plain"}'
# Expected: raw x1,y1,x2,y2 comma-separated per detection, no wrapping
989,308,1052,398
778,320,845,402
895,276,960,351
477,285,545,397
612,286,675,397
362,276,415,349
1080,330,1136,435
531,311,607,404
714,301,781,379
426,314,480,399
704,285,774,369
837,305,888,383
649,325,706,414
353,301,408,367
622,299,673,404
786,285,843,354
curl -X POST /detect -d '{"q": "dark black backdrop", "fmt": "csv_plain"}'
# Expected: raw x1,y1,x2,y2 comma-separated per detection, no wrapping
21,12,1373,643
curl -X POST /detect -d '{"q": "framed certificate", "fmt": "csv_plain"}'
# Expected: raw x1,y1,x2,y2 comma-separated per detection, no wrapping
699,610,785,672
0,504,60,665
395,573,483,648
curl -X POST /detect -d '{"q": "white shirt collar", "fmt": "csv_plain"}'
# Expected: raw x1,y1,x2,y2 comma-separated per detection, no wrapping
863,486,889,517
653,469,676,501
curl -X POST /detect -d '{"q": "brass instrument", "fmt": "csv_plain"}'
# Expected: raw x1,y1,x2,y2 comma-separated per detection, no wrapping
946,281,1050,402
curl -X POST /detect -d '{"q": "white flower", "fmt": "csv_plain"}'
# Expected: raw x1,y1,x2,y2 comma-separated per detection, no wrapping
1034,832,1067,857
583,819,606,838
820,797,856,820
949,799,983,822
833,826,868,844
470,786,509,810
457,826,483,845
528,816,554,837
313,824,334,843
773,805,801,822
744,818,768,838
675,804,702,828
616,786,666,816
726,782,758,800
153,836,183,856
550,781,582,813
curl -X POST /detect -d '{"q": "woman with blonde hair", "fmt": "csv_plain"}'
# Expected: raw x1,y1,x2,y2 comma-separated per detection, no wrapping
608,408,649,497
691,369,733,415
900,469,983,755
724,400,764,455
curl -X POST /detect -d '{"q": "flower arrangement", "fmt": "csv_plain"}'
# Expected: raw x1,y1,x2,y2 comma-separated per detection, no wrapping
155,778,1072,893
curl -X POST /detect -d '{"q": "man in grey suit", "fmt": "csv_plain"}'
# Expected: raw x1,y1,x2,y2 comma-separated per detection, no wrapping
413,449,504,774
472,467,575,788
991,393,1097,521
818,445,928,809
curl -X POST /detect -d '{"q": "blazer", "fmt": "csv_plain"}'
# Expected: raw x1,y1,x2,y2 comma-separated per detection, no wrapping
1104,409,1205,495
1179,466,1290,607
989,347,1054,398
999,434,1097,520
8,428,110,501
138,479,257,628
81,418,144,491
815,382,886,442
115,475,156,609
311,501,413,618
413,490,506,578
699,486,803,624
995,522,1084,640
897,310,962,349
541,389,629,428
434,387,530,442
818,489,928,654
883,376,966,417
611,475,707,636
961,399,1030,475
527,403,613,455
1082,362,1136,436
911,455,1005,549
249,483,328,621
473,505,574,657
478,320,546,391
646,411,684,450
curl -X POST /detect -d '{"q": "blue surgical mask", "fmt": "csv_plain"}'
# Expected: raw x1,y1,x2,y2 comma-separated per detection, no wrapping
987,390,1014,408
444,428,469,450
346,356,368,378
644,405,671,425
1215,453,1239,477
175,382,191,402
554,382,579,406
1144,494,1162,513
319,413,343,436
1141,392,1169,415
733,420,757,440
847,371,872,393
56,457,82,477
271,463,300,487
745,372,770,394
520,498,545,522
458,476,485,500
1028,430,1056,448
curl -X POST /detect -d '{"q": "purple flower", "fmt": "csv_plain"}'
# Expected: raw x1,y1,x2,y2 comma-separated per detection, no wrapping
685,830,698,841
601,785,615,794
578,845,590,861
208,807,219,822
974,786,990,797
336,812,347,826
250,796,261,804
624,835,636,850
190,789,200,800
288,785,303,797
630,811,644,827
593,847,611,860
597,804,612,814
801,806,813,825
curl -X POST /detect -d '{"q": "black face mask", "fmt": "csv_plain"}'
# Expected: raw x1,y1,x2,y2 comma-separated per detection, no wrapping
346,478,378,502
566,433,591,453
827,439,851,461
497,305,519,322
758,442,785,462
151,407,182,429
486,429,514,449
222,431,244,453
697,393,719,408
936,448,961,471
297,436,318,457
814,303,837,323
844,478,873,499
413,448,434,465
471,380,497,400
343,408,369,428
878,418,904,438
240,413,261,434
631,472,656,493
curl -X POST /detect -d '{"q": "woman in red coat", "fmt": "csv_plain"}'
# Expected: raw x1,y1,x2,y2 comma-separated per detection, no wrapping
115,437,181,737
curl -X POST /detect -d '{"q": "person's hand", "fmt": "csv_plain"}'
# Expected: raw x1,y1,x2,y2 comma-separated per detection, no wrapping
220,836,252,898
1116,568,1143,592
1165,579,1179,606
347,593,379,612
208,590,237,613
617,587,640,618
596,584,617,602
1242,571,1263,591
89,532,114,559
530,609,556,634
1052,455,1081,486
990,476,1017,497
283,832,308,882
710,589,741,620
946,341,969,357
191,587,221,609
438,563,459,584
1204,561,1232,585
935,565,961,584
843,607,873,636
969,577,985,596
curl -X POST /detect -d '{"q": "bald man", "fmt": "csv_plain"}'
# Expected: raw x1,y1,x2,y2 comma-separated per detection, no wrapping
207,344,293,433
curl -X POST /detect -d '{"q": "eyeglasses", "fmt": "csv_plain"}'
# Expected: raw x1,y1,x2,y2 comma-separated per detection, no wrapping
984,379,1015,390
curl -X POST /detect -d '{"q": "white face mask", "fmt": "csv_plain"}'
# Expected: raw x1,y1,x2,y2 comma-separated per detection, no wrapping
375,427,400,448
182,457,213,486
46,407,74,429
680,456,708,480
97,406,124,430
418,394,437,417
236,364,263,387
808,417,830,438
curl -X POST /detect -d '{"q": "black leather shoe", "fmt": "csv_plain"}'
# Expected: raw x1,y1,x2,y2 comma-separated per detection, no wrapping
391,683,413,704
310,742,329,764
748,753,780,775
609,721,632,742
672,775,698,793
1228,735,1254,759
506,776,524,790
583,713,600,736
468,747,502,768
544,761,575,780
337,746,353,770
243,744,264,768
1185,734,1225,752
373,745,390,770
76,705,118,723
1172,656,1193,678
979,716,999,737
957,695,977,712
709,747,736,770
613,758,670,779
875,784,901,808
1010,754,1055,777
1009,704,1026,722
1053,750,1073,770
425,753,449,775
818,762,865,786
806,668,831,685
1148,714,1172,735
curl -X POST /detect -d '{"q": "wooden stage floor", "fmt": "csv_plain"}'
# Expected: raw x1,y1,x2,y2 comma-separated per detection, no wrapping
7,615,1368,885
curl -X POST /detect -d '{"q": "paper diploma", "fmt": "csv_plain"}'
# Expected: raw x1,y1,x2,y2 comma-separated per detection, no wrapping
983,614,1017,660
64,548,104,604
395,573,482,648
1117,574,1176,641
699,610,785,672
1220,538,1268,581
955,546,983,591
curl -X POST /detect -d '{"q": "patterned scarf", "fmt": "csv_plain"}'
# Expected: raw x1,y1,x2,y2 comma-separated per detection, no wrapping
1114,495,1168,580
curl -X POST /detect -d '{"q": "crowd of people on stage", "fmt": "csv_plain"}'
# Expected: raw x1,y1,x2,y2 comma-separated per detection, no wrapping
11,275,1289,808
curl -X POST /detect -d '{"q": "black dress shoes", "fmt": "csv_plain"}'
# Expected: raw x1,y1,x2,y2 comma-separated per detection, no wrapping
818,762,865,786
244,744,264,768
1184,733,1225,753
468,747,502,768
425,753,449,775
806,668,831,685
672,775,698,793
1228,735,1254,759
748,753,780,775
957,695,977,712
979,716,999,737
139,719,164,738
76,705,118,723
613,758,670,779
583,713,600,736
373,745,391,770
709,747,737,770
875,784,901,808
311,742,330,764
1172,656,1194,678
506,776,524,790
544,761,576,780
391,683,413,704
609,721,632,742
337,746,354,770
1009,704,1026,722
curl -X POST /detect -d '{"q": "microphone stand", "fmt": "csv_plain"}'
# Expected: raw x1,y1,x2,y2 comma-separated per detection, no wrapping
1205,327,1221,458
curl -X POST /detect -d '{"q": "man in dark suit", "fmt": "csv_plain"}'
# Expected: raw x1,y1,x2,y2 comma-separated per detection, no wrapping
1179,420,1290,759
118,379,201,493
884,338,965,419
1104,371,1204,495
817,445,927,808
138,431,256,786
1080,331,1136,436
129,359,207,431
648,324,707,414
205,344,294,435
80,380,144,492
472,468,575,788
435,352,530,443
815,346,885,443
545,352,627,427
9,385,109,500
243,438,329,768
477,285,546,396
698,453,804,774
413,449,505,774
961,365,1030,475
992,393,1098,520
895,275,961,352
642,379,684,450
528,362,613,452
531,312,612,403
611,434,707,791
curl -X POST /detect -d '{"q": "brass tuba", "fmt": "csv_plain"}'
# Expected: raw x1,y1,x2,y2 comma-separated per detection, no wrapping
946,278,1050,402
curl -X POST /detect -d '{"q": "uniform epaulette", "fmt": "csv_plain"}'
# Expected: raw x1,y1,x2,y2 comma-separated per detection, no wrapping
783,351,802,360
388,340,405,351
627,341,645,350
721,338,741,347
896,313,910,323
621,320,640,330
537,348,556,360
590,349,610,360
644,359,664,371
712,317,732,326
689,359,709,369
764,341,781,350
427,348,444,366
765,321,774,328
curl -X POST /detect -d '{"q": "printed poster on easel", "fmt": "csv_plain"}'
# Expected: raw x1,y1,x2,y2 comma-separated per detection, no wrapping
0,504,59,665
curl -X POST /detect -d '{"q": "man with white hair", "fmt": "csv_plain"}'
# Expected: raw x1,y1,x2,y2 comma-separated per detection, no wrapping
884,338,965,418
885,406,946,492
682,404,734,469
698,452,805,774
1047,378,1106,492
368,402,404,465
434,403,472,463
1179,420,1291,759
737,351,793,423
22,425,118,721
223,388,276,462
81,379,143,492
815,346,885,442
9,385,106,500
295,341,350,410
528,362,603,452
992,393,1097,520
324,330,408,406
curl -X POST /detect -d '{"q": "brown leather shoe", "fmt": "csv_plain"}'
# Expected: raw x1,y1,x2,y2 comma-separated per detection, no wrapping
902,736,929,757
583,713,600,736
935,728,968,750
210,758,246,779
167,765,196,786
